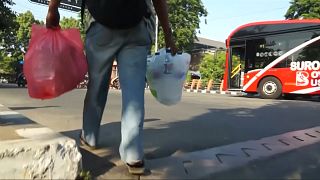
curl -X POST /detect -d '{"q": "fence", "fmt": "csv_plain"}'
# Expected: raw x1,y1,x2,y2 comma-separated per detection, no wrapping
184,79,222,92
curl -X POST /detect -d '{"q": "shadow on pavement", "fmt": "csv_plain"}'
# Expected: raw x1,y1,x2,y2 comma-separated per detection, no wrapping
61,99,320,178
78,147,117,176
9,106,59,111
241,93,320,102
0,115,36,126
62,123,121,177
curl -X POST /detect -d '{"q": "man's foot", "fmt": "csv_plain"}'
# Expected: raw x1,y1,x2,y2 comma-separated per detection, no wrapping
126,160,145,175
79,133,97,150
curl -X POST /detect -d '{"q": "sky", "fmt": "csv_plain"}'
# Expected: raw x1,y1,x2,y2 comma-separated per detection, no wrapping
12,0,291,42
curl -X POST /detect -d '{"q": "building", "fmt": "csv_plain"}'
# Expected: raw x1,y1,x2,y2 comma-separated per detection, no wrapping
190,37,226,70
193,37,226,53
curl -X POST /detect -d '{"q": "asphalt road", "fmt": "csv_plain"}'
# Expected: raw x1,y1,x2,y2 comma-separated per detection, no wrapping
1,83,320,177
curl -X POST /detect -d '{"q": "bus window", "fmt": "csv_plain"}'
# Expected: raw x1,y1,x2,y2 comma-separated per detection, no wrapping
245,31,320,70
290,37,320,64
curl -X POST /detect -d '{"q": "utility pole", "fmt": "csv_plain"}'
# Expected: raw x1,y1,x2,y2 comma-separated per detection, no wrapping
155,15,159,52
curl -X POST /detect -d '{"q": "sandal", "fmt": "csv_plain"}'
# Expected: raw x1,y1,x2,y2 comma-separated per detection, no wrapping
79,133,97,150
126,160,145,175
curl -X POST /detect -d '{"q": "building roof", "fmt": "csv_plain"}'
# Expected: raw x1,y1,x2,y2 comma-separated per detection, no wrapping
194,37,226,50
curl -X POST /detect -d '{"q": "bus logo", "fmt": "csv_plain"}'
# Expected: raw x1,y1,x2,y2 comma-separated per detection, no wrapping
296,71,309,86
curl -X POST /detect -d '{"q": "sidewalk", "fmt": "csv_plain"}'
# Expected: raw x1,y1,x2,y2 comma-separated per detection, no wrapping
0,105,81,179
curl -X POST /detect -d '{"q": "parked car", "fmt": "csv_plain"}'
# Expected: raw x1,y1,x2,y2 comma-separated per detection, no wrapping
189,71,201,79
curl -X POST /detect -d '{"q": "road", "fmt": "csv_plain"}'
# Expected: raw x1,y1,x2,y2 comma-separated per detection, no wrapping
1,83,320,177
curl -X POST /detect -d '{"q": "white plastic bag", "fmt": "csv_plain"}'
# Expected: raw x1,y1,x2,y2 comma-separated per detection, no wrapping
146,48,191,105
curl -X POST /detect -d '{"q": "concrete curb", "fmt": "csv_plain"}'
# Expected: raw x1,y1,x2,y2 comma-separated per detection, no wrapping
97,126,320,179
0,104,82,179
139,126,320,179
185,89,245,96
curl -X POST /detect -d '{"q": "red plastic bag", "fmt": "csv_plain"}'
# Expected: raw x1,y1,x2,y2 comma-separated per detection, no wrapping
24,24,88,99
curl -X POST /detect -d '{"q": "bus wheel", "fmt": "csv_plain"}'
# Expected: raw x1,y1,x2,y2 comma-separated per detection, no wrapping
258,77,282,99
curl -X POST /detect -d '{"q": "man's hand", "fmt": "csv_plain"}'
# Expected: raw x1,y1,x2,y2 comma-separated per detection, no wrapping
165,35,178,55
46,0,61,28
46,9,60,28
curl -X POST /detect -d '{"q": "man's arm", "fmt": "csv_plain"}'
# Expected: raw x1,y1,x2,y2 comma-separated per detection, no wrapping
46,0,61,28
152,0,178,54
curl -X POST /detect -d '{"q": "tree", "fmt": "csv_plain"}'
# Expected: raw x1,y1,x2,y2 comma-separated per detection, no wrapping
0,51,15,74
199,51,226,83
60,16,85,40
0,0,16,31
60,16,81,29
0,0,18,76
15,11,42,53
0,11,42,75
158,0,207,52
0,0,18,53
285,0,320,19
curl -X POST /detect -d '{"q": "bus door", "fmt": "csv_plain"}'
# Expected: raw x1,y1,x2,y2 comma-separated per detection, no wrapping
229,46,246,89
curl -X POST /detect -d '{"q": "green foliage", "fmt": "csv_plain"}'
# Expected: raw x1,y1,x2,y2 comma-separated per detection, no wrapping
0,0,18,53
16,11,41,52
0,0,16,31
0,10,41,75
60,15,85,40
185,71,192,83
199,51,226,83
158,0,207,52
60,17,80,29
285,0,320,19
0,0,17,75
0,52,15,74
79,170,92,180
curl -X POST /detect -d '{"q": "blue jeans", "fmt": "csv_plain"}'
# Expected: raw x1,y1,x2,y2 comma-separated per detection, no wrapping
82,20,151,163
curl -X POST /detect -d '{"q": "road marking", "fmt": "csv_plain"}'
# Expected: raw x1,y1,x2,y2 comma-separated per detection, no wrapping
141,126,320,179
0,111,19,115
0,104,4,107
15,127,56,139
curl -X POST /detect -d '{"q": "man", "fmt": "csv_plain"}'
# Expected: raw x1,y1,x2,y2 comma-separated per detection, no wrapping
46,0,177,175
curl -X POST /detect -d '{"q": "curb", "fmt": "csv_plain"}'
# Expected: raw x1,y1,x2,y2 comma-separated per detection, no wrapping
0,104,82,179
185,89,245,96
139,126,320,179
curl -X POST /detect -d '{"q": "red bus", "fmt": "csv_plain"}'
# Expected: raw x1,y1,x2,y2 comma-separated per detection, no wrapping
223,19,320,99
